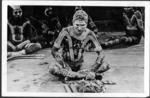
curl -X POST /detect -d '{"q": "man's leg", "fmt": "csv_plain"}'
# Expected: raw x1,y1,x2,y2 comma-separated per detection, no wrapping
7,42,42,59
90,51,110,73
88,52,110,80
24,42,42,54
7,41,16,51
101,35,141,48
101,38,122,48
121,36,141,45
7,41,25,58
16,40,31,51
49,62,64,77
49,61,88,80
49,62,75,80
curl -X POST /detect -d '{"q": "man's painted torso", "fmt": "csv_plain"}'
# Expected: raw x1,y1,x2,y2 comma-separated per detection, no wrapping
54,26,101,63
8,17,30,45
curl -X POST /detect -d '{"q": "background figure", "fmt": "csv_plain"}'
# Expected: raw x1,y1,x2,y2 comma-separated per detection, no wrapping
30,6,62,48
123,7,144,37
100,7,144,49
7,6,41,57
49,10,110,81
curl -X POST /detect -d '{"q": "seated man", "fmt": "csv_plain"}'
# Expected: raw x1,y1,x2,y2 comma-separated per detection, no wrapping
101,7,144,48
49,10,110,81
7,6,41,57
123,7,144,39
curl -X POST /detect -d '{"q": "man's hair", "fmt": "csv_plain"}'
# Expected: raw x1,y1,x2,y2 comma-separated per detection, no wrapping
72,10,88,24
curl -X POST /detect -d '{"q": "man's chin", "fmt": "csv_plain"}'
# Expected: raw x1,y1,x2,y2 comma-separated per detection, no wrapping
75,32,83,35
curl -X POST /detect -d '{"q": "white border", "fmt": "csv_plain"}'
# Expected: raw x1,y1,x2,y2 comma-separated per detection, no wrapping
2,0,150,97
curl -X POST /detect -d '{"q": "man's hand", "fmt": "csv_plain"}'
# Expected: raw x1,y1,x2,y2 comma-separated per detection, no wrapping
54,52,63,61
78,69,96,80
85,72,96,80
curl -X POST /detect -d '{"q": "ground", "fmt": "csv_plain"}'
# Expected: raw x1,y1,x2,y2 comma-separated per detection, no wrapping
7,37,144,93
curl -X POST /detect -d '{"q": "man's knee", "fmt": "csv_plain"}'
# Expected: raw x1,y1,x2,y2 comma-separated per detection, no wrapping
96,62,110,73
7,45,15,52
49,63,62,75
49,65,59,75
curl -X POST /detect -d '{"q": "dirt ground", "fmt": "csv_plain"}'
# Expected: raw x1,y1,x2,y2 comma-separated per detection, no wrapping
7,38,144,93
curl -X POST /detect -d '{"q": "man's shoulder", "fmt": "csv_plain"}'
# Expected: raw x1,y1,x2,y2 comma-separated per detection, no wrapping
86,28,95,35
61,26,74,34
79,28,95,40
59,26,73,36
63,26,74,30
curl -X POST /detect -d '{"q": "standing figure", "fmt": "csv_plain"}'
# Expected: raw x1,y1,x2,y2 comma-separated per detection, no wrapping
101,7,144,48
7,6,41,57
49,10,110,81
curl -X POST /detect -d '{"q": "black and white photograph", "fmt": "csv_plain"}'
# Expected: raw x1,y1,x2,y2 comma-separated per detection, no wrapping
1,0,150,97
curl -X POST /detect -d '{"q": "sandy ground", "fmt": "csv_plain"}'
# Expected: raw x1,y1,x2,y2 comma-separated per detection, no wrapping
7,38,144,93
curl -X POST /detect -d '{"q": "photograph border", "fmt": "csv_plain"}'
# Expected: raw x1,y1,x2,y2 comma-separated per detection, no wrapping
1,0,150,97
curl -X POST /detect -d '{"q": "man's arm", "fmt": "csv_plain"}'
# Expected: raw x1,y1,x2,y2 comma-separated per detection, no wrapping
88,32,110,72
7,23,16,51
133,10,144,31
88,32,102,52
51,28,69,68
51,28,67,59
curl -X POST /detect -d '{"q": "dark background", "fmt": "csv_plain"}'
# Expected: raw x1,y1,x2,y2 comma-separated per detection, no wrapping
7,6,144,32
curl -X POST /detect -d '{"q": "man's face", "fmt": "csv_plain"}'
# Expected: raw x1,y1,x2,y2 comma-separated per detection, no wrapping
13,8,22,18
73,20,87,34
